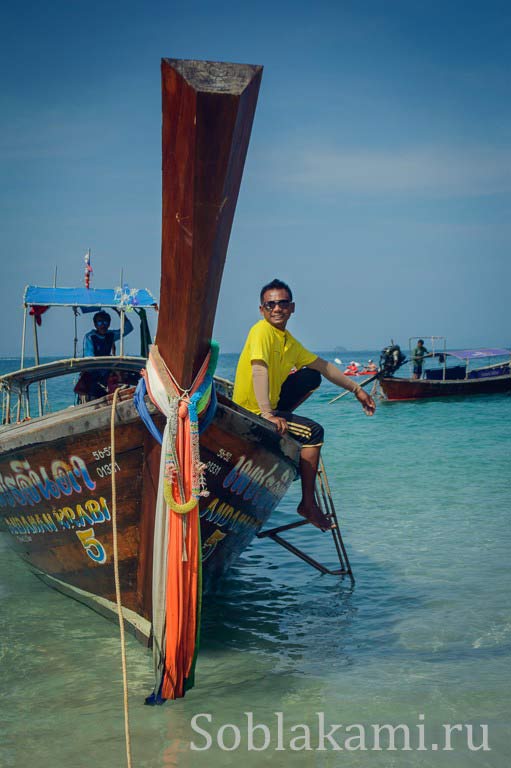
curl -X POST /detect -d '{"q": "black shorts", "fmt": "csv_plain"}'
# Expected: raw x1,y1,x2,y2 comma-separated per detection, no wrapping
276,367,324,447
274,410,324,447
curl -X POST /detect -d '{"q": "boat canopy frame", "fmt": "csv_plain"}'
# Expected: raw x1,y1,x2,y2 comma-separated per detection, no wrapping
8,284,158,423
445,348,511,361
0,356,148,425
21,283,158,366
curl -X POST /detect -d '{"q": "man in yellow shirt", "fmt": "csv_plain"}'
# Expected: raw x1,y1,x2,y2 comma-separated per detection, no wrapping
233,279,375,530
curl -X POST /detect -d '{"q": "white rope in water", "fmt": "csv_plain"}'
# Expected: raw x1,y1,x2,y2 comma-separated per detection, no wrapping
110,388,133,768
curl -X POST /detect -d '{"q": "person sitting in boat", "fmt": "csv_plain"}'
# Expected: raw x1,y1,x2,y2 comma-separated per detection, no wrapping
233,278,376,531
412,339,430,379
343,361,359,375
76,310,134,400
365,359,378,372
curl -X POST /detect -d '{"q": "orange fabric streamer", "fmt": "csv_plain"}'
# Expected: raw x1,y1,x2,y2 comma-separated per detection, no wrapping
144,348,212,700
161,406,200,699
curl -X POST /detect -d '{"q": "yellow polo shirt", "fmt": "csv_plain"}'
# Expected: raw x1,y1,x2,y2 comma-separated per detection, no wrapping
233,319,317,414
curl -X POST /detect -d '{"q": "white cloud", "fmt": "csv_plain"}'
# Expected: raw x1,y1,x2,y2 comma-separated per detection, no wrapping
268,144,511,198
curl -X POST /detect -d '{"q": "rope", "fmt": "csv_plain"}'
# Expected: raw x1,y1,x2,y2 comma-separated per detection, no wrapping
110,387,133,768
144,345,216,518
133,376,218,445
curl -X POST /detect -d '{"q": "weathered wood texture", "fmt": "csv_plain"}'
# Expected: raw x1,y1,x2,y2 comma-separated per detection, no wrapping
0,419,146,613
156,59,263,388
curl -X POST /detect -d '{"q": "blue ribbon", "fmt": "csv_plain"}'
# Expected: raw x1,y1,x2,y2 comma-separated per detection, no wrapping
134,376,217,445
133,378,163,444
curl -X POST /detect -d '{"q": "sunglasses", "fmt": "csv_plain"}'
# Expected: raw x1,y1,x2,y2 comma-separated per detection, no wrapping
95,319,110,326
262,299,292,311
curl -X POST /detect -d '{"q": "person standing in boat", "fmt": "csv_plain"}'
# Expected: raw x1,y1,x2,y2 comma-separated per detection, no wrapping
412,339,429,379
83,309,133,357
77,310,134,400
233,279,376,531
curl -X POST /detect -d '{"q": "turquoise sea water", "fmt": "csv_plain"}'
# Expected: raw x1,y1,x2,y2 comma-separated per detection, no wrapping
1,352,510,767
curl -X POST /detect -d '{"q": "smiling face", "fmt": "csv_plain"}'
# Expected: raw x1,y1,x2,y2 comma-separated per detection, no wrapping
259,287,295,331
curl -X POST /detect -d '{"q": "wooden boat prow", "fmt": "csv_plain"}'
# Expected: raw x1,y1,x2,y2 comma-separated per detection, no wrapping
157,59,263,386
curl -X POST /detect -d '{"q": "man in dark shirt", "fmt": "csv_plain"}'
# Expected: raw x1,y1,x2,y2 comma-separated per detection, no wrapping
412,339,429,379
83,310,133,357
77,310,134,400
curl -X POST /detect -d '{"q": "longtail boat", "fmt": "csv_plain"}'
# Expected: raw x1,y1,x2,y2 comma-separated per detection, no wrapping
378,338,511,401
0,61,303,695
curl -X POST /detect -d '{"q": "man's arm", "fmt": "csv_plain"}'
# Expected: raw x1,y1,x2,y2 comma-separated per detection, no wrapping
251,360,288,434
308,357,376,415
111,312,134,341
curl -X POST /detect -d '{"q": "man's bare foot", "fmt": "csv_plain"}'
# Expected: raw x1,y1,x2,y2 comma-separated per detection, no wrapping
297,501,332,531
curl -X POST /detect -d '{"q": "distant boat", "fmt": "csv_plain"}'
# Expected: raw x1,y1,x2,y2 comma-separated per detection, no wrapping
378,338,511,401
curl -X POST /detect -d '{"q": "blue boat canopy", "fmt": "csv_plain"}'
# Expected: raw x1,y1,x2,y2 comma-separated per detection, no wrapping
448,348,510,360
23,285,158,309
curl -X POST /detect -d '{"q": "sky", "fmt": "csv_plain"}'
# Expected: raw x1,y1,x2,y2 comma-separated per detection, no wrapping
1,0,510,357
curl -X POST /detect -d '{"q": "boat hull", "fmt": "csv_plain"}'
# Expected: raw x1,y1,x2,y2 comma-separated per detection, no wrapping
0,393,299,640
380,374,511,401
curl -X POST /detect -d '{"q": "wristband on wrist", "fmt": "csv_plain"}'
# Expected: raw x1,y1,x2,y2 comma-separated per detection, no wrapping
352,384,361,395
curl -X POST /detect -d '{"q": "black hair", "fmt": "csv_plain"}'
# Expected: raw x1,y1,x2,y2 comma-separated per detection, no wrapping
418,339,424,345
260,279,293,304
93,310,111,325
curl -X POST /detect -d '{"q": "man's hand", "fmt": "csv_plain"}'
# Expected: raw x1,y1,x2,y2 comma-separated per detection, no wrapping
263,413,288,434
355,388,376,416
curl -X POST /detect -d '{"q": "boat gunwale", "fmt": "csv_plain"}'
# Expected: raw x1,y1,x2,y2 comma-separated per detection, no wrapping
382,371,511,386
380,371,511,402
0,363,302,467
0,355,148,391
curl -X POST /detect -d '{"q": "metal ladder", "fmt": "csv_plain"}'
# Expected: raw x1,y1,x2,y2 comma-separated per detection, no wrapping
256,458,354,580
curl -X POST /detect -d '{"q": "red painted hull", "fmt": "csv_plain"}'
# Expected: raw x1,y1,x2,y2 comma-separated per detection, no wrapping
380,374,511,401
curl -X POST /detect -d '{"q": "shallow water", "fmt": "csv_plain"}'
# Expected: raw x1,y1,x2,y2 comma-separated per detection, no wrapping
0,352,510,766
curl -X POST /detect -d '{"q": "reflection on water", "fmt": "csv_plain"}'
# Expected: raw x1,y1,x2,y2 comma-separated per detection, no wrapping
202,551,359,665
